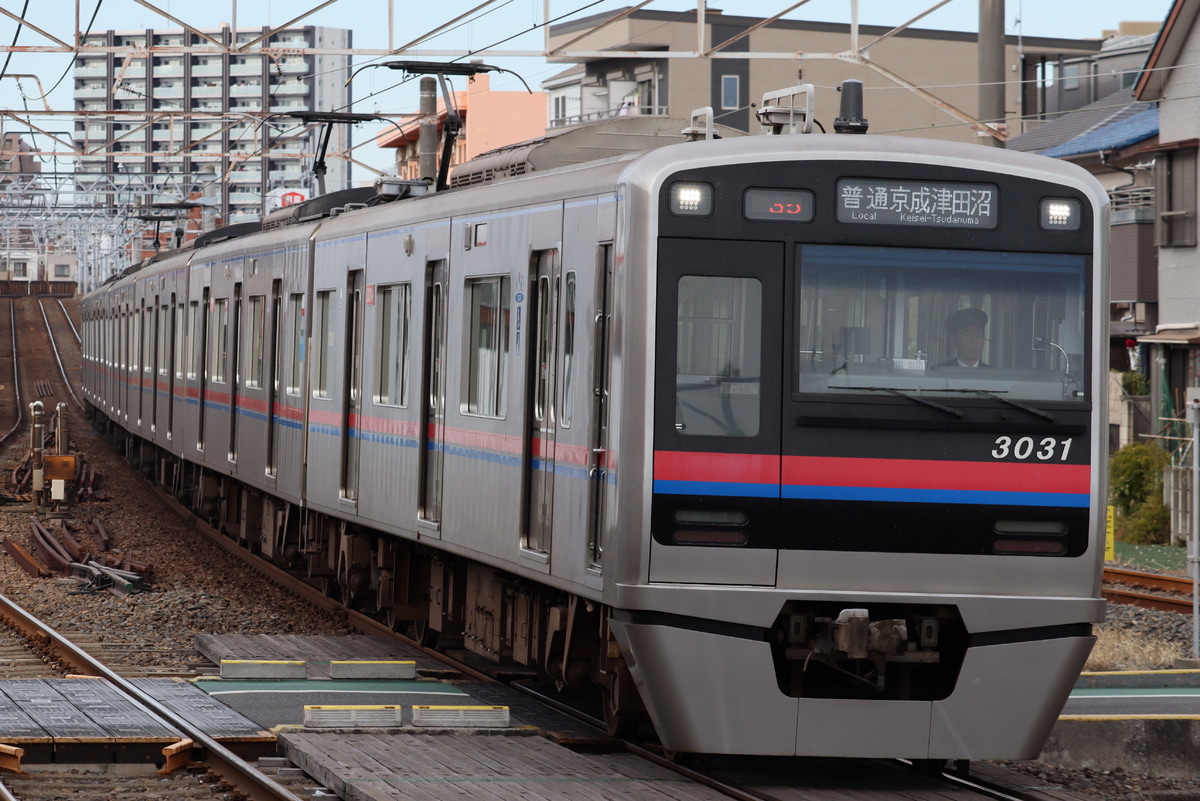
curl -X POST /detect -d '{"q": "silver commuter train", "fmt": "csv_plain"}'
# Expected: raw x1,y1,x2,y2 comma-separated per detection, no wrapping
81,99,1107,762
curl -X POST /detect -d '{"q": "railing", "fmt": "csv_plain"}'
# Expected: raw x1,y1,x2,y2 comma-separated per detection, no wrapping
549,105,670,128
1111,186,1154,212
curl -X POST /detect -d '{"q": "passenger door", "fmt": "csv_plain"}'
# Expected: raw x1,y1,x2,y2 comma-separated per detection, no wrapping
419,260,449,527
524,249,560,556
650,238,783,585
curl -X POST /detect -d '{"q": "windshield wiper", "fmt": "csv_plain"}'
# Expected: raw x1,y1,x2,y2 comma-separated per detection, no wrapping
831,386,962,418
951,388,1056,422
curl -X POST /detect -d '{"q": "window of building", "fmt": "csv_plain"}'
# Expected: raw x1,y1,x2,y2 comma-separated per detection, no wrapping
464,276,510,417
721,75,740,110
1154,147,1198,248
12,262,26,277
54,264,70,278
1062,64,1081,90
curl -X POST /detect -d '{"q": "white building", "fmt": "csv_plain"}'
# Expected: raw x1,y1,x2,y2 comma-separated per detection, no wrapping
73,25,352,224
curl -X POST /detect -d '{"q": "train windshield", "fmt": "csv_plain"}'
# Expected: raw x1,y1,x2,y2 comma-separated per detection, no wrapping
795,245,1089,403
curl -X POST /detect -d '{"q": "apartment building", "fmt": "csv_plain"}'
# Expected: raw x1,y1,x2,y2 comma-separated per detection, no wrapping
73,25,351,225
543,8,1103,142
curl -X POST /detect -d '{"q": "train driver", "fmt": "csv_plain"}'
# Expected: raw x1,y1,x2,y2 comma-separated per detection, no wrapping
938,308,989,368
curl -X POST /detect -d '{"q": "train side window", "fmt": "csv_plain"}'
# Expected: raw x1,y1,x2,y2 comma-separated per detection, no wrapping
376,283,411,406
313,289,335,399
463,276,510,417
675,275,762,437
560,271,576,429
212,298,228,383
246,296,265,389
287,293,303,395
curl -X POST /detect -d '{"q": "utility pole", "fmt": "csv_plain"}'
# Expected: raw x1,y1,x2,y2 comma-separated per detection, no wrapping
978,0,1006,146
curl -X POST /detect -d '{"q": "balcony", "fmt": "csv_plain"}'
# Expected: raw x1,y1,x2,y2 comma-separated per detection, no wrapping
229,169,262,183
230,61,264,77
191,63,222,78
75,62,108,78
191,85,222,98
152,65,183,78
549,104,669,128
230,84,264,97
75,86,109,99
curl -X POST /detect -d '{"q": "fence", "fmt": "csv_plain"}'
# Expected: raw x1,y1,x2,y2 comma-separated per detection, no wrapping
0,281,76,297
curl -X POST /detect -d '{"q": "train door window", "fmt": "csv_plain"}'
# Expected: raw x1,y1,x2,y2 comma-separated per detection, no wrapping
463,276,510,417
142,305,152,378
186,301,199,379
287,293,303,395
174,303,185,380
212,298,228,383
675,275,763,437
313,289,335,399
375,283,411,406
157,303,168,378
247,296,265,389
560,271,576,429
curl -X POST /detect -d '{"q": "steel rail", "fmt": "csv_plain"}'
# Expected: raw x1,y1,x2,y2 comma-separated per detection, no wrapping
55,299,81,345
1104,566,1195,596
0,590,304,801
37,299,85,412
0,301,23,447
1102,586,1193,614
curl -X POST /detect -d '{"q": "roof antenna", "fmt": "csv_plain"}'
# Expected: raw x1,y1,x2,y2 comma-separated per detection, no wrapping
833,79,869,134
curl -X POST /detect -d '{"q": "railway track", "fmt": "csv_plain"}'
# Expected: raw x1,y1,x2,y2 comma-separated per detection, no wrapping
1103,566,1196,614
0,591,320,801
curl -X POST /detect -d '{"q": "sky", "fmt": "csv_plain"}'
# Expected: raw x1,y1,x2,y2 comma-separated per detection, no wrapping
0,0,1178,182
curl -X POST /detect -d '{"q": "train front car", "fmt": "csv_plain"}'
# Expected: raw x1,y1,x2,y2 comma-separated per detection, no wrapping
609,133,1107,760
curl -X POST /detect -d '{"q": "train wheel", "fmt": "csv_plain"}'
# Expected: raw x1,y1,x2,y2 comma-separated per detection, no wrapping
602,686,636,738
411,618,439,648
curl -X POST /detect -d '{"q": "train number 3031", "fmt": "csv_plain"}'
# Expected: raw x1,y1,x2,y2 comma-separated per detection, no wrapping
990,435,1073,461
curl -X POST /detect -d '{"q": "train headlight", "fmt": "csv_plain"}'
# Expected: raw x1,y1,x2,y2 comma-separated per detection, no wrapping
669,182,713,216
1039,197,1081,231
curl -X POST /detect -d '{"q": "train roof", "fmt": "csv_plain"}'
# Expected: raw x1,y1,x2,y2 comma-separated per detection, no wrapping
448,115,746,189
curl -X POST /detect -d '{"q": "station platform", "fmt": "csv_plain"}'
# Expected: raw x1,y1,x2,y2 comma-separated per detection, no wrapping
191,633,619,744
0,677,270,764
1040,669,1200,777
